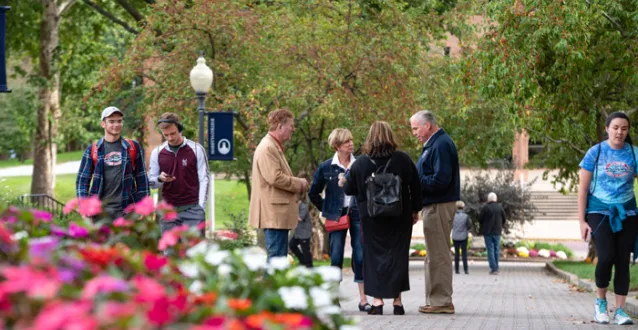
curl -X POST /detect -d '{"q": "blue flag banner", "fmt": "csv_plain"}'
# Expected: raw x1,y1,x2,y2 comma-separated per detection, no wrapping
0,6,10,93
207,112,234,161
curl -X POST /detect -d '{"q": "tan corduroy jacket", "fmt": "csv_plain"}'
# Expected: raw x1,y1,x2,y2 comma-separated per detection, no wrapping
248,134,304,229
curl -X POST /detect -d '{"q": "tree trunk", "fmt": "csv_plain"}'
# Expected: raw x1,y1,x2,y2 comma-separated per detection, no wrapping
31,0,61,197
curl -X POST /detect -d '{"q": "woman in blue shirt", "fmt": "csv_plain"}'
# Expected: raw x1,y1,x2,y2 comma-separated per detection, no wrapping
309,128,370,312
578,112,638,325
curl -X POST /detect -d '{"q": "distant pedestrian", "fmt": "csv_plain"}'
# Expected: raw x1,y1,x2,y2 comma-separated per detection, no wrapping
578,111,637,325
479,192,505,275
451,201,471,275
289,195,313,268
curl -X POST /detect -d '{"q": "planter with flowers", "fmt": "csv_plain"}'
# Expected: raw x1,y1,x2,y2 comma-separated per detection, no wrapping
0,197,358,329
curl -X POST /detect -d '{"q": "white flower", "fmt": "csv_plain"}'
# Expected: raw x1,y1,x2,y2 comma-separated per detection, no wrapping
189,280,203,295
286,265,312,279
315,266,342,282
409,249,416,255
269,256,290,272
242,253,267,271
178,262,200,278
186,241,210,257
11,231,28,241
317,305,341,316
218,263,232,277
340,325,360,330
516,246,529,254
556,251,568,260
278,286,308,310
538,249,550,258
205,250,230,266
310,287,332,307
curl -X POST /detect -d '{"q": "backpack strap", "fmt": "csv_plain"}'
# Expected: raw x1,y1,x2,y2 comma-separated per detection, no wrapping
591,143,602,195
368,154,393,174
126,138,137,171
91,142,98,168
91,139,137,171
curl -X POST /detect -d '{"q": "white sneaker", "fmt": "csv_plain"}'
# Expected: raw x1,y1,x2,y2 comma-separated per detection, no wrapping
594,299,610,324
614,307,633,325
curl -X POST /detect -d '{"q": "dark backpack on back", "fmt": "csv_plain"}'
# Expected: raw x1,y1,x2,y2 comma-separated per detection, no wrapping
365,155,403,218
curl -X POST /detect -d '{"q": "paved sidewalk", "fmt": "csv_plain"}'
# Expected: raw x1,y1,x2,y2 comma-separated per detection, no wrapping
339,261,630,329
0,161,81,177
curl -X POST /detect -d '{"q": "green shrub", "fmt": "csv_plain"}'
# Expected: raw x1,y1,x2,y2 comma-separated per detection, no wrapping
411,243,426,251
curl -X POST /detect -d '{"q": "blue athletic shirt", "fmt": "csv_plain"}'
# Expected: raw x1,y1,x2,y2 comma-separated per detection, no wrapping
579,141,638,205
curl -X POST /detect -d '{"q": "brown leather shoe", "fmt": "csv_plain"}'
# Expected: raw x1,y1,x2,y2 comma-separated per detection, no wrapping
418,303,455,314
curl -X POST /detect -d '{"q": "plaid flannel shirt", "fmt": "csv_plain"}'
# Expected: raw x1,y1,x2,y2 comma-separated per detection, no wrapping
75,138,150,209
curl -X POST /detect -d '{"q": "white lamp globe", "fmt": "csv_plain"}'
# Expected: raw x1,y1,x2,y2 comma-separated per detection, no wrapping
189,55,213,93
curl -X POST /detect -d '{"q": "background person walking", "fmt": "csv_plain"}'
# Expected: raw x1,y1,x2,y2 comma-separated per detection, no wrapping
452,201,471,275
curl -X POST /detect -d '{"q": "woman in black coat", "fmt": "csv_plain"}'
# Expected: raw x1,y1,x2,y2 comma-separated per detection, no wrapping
340,121,422,315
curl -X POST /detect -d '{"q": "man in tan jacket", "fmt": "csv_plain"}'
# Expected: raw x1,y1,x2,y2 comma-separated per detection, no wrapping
249,109,308,261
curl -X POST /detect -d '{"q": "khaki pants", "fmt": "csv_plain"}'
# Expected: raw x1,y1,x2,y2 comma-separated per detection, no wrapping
422,201,456,306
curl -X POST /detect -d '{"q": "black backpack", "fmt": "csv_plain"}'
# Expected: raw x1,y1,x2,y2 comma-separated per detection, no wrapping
365,155,403,218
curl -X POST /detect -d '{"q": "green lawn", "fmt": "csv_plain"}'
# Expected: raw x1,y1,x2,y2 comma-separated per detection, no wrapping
0,151,84,169
553,260,638,292
0,174,78,204
0,174,249,229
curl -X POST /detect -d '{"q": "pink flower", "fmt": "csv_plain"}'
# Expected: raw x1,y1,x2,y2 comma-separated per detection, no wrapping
133,275,166,303
215,230,238,241
77,196,102,217
163,210,178,221
98,301,137,321
158,225,188,251
69,223,89,238
63,198,79,214
50,225,68,237
33,301,93,330
155,201,175,211
143,252,168,271
31,209,53,223
134,196,155,216
113,217,133,227
81,275,129,299
0,266,61,299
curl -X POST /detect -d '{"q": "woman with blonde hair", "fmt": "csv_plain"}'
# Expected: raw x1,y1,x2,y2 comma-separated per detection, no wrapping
340,121,422,315
309,128,370,311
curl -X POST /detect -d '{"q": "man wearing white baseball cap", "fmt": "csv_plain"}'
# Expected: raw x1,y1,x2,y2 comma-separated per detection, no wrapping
75,106,150,220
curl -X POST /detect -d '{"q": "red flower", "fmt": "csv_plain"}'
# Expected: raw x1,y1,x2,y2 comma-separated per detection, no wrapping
227,298,252,311
78,246,121,268
146,296,174,326
143,252,168,271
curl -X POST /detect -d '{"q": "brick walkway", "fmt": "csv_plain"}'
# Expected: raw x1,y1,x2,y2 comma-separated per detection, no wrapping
338,261,630,329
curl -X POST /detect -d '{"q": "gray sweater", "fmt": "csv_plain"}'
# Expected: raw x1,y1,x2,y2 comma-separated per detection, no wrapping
293,202,313,239
452,210,472,241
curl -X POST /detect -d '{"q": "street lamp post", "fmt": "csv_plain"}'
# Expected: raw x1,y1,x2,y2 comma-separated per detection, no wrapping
0,6,11,93
189,54,214,146
189,53,214,235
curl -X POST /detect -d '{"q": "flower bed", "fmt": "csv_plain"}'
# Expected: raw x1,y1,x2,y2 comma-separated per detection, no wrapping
0,197,357,329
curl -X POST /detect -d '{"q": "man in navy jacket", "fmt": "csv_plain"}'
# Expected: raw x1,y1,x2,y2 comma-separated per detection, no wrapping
410,110,460,315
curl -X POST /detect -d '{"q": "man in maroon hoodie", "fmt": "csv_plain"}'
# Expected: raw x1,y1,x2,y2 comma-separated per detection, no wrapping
148,112,209,234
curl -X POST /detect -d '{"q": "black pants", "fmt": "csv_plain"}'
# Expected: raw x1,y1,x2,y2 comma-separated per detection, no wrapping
453,239,468,273
587,213,638,295
289,237,313,268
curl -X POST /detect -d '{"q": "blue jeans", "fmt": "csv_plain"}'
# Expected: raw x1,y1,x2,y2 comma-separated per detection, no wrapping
485,234,501,272
264,229,289,262
329,208,364,282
